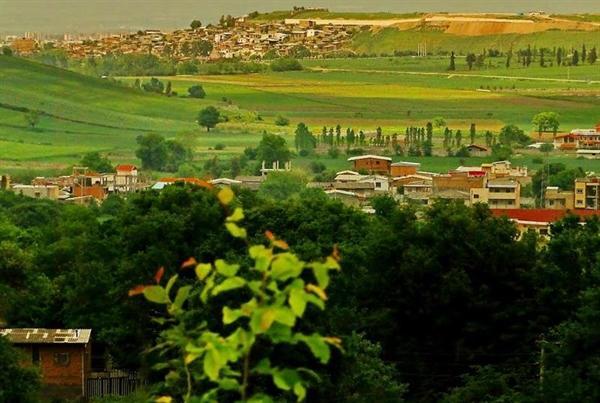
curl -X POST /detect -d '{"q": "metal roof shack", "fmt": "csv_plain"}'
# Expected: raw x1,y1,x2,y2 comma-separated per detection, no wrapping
0,328,91,344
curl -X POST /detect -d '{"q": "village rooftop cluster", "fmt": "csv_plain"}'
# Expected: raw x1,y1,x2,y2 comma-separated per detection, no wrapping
3,14,355,60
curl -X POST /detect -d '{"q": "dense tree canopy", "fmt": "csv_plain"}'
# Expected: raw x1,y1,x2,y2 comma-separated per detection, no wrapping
0,184,599,401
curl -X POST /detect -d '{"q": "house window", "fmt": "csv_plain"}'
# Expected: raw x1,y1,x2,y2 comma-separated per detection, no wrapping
375,182,381,188
32,346,40,365
54,352,70,367
539,228,549,236
473,194,479,199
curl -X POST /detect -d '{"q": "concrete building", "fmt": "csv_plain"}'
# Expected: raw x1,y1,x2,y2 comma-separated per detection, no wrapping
11,184,60,200
470,179,521,209
390,161,420,177
575,177,600,210
544,186,574,210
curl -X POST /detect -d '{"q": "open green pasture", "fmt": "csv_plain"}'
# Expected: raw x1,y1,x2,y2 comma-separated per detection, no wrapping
351,29,600,56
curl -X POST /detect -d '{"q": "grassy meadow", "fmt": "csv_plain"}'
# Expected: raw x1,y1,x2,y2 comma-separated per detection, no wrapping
1,53,599,180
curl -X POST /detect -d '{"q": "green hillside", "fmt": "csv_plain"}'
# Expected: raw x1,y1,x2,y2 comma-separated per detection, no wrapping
352,28,600,55
247,10,424,22
0,56,217,173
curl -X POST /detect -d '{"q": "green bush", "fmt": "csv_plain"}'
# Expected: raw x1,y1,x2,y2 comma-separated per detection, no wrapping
270,58,303,72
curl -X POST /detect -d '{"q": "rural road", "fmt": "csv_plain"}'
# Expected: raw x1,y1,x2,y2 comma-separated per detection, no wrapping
308,67,600,85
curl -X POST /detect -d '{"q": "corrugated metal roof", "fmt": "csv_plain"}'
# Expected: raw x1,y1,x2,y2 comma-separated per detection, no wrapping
0,328,91,344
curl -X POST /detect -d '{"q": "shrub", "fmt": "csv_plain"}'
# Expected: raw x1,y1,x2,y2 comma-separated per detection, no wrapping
309,161,327,173
270,58,303,72
275,115,290,126
328,148,341,159
188,85,206,98
214,143,226,150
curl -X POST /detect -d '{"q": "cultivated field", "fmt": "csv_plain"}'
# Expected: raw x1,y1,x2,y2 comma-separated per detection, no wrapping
1,54,599,179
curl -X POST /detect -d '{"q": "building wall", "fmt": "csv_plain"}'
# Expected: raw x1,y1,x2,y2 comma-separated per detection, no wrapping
390,165,417,177
17,343,90,398
433,175,485,193
352,159,391,175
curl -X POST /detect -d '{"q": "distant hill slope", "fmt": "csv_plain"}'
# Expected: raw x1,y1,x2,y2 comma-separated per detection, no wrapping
0,56,214,166
351,29,600,55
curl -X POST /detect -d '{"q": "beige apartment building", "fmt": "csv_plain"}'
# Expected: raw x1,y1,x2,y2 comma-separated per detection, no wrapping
575,177,600,210
470,179,521,209
544,187,574,210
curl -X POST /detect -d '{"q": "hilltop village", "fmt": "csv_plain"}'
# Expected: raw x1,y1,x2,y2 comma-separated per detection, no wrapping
4,14,355,60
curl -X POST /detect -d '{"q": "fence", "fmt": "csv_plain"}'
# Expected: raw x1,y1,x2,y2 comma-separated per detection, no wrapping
85,370,146,398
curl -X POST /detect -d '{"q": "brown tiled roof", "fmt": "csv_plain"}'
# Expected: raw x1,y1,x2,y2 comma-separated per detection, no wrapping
0,328,91,344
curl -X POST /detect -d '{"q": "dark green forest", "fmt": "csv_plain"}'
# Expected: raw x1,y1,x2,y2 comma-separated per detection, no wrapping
1,185,600,402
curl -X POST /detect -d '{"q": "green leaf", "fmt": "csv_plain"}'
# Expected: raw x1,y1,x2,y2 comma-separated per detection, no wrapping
249,245,272,272
195,263,212,281
272,368,301,392
253,358,272,375
143,285,169,304
212,276,246,296
265,322,293,343
217,187,234,205
225,222,247,239
203,347,222,381
274,307,296,327
294,382,307,401
296,334,331,364
250,308,276,334
165,274,178,296
219,378,240,391
173,285,192,309
226,207,244,222
289,288,307,317
305,293,325,310
247,394,274,403
215,259,240,277
222,307,244,325
271,253,304,281
311,263,330,289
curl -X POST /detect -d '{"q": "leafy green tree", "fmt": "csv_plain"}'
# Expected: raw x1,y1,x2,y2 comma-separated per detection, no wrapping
188,85,206,98
142,77,165,93
433,117,446,129
572,49,580,66
466,53,476,70
0,336,40,402
532,112,560,138
256,133,291,165
135,133,168,170
588,47,597,64
258,171,307,201
294,123,316,153
539,143,554,154
165,139,192,172
448,51,456,71
198,106,221,132
469,123,476,144
498,124,531,146
1,46,12,56
80,152,113,173
190,20,202,29
131,189,341,402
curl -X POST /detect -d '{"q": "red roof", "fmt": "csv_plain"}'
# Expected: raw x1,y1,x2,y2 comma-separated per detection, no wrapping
491,209,600,223
116,164,137,172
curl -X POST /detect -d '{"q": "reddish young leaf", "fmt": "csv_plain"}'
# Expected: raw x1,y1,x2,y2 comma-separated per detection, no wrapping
181,257,198,269
128,285,146,297
332,245,341,262
273,240,289,250
265,230,275,241
154,267,165,284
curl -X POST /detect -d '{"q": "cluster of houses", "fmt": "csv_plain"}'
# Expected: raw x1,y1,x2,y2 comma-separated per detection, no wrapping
6,17,355,60
1,164,141,203
552,123,600,159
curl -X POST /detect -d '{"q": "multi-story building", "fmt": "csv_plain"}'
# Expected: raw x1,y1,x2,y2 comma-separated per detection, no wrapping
575,177,600,210
470,179,521,209
544,186,574,210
